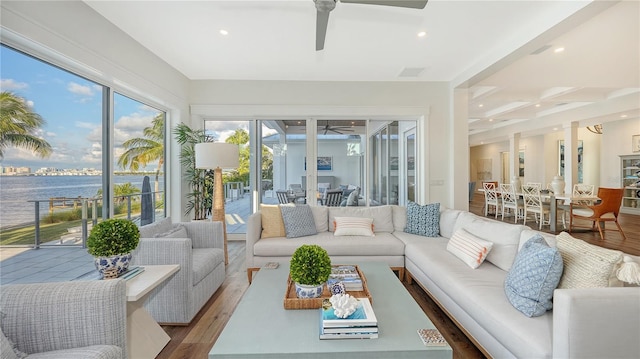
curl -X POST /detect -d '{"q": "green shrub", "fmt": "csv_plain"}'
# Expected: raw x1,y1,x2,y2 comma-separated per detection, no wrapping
289,244,332,286
87,218,140,257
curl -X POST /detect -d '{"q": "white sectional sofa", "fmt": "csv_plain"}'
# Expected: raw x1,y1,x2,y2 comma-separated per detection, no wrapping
246,204,640,358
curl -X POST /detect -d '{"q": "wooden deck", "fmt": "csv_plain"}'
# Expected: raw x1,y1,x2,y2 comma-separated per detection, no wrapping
158,194,639,359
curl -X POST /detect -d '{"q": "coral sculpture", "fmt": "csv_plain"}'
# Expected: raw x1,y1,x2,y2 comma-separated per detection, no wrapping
329,293,358,318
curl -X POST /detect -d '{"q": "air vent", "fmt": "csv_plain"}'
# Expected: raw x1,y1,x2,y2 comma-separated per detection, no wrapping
398,67,425,78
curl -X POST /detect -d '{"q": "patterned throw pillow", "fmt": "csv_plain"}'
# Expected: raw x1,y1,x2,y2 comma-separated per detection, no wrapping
260,204,286,238
447,228,493,269
280,204,317,238
404,201,440,237
346,187,360,206
504,234,563,317
556,232,623,289
333,217,374,236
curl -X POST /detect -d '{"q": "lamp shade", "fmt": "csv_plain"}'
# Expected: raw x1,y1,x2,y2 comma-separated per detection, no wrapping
195,143,239,170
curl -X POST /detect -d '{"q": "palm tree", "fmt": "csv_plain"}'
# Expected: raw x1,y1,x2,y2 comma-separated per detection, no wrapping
117,113,164,197
0,91,52,158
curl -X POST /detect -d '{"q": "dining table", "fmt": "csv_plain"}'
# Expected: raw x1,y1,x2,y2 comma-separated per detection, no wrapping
478,188,599,233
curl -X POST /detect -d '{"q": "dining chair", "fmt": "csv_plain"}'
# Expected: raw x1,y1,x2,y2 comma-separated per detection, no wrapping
288,184,306,204
569,187,626,240
500,183,524,223
324,189,343,207
559,184,596,228
483,182,501,218
276,190,290,205
522,185,550,229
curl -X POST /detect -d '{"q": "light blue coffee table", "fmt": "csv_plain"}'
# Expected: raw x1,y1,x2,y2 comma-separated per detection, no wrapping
209,262,452,359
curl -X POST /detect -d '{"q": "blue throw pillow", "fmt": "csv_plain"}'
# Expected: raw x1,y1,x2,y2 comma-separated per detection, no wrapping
404,202,440,237
504,234,563,317
280,204,317,238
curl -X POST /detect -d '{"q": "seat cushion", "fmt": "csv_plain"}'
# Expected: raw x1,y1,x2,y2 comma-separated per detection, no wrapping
192,248,224,286
253,232,404,257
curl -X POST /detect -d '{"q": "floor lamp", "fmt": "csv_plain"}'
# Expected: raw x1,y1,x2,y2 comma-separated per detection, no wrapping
195,142,239,265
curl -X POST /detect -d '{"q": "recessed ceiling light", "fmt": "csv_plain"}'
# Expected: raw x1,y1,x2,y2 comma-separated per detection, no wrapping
554,47,565,53
621,114,628,118
478,104,484,108
553,127,558,131
219,29,229,35
489,118,494,122
417,31,427,37
535,103,541,107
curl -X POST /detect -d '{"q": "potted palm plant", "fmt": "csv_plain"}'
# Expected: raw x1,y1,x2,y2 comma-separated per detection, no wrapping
289,244,332,298
173,123,215,220
87,218,140,277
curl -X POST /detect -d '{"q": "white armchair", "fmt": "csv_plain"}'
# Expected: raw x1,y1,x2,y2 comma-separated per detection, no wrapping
132,217,226,324
1,280,126,359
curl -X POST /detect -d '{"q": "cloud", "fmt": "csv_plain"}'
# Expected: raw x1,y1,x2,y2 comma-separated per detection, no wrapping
67,82,95,96
115,113,155,131
75,121,99,129
0,79,28,91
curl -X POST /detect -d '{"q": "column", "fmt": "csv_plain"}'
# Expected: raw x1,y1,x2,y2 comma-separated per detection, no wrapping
563,122,579,193
509,133,521,187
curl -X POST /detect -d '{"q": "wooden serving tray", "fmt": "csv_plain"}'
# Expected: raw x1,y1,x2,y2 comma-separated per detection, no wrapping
283,265,372,310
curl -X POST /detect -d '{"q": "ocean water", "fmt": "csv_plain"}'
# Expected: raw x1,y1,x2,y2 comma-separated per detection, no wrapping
0,175,163,228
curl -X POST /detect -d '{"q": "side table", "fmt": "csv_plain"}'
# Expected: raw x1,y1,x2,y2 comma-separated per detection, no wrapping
126,264,180,359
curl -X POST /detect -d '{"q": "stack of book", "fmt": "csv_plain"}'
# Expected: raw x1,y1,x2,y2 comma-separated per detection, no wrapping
319,298,378,339
327,265,363,291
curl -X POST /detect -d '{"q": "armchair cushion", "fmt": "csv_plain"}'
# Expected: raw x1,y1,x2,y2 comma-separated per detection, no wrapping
192,248,224,286
0,280,126,358
0,327,22,359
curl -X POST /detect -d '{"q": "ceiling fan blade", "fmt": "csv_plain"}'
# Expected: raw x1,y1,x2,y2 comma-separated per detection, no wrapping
316,10,330,51
340,0,428,9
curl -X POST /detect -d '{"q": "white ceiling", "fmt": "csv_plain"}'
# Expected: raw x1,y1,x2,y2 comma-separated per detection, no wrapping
85,0,639,143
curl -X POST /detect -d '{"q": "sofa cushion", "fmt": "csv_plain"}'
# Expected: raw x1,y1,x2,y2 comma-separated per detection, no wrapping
556,232,623,289
192,248,224,286
346,187,360,206
391,205,407,232
333,217,374,237
446,228,493,269
404,202,440,237
518,229,556,250
328,206,394,233
504,234,563,317
310,206,329,232
260,204,285,238
253,231,404,257
139,217,173,238
454,212,526,271
280,204,317,238
438,208,462,239
155,225,187,238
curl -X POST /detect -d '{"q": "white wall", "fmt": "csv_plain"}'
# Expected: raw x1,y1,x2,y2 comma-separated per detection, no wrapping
1,1,191,221
471,119,639,192
602,118,640,187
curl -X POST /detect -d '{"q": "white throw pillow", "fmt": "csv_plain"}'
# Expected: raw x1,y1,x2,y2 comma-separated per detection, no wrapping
333,217,374,237
447,228,493,269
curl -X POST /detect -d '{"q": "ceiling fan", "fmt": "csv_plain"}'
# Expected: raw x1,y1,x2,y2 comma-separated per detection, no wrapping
314,0,429,51
319,121,354,135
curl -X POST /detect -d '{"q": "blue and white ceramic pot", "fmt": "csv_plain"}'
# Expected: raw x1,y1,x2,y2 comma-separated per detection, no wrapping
94,253,132,278
294,282,324,298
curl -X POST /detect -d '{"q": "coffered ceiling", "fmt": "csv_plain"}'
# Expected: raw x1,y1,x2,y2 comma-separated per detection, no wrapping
84,0,639,143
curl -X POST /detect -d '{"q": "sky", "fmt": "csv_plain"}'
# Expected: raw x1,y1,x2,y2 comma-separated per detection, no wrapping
0,45,162,172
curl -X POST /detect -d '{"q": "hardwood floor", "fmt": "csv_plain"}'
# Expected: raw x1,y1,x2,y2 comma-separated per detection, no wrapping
157,197,639,359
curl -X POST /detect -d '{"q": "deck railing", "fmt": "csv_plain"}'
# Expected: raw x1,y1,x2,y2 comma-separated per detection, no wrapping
7,191,164,248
